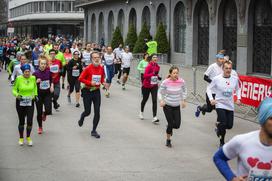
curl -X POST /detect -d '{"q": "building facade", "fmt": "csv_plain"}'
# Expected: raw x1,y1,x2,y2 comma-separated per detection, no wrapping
76,0,272,77
8,0,84,38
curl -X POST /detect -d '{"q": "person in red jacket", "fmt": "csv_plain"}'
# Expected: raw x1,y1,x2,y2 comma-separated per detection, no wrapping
78,51,105,138
139,54,161,124
48,49,63,111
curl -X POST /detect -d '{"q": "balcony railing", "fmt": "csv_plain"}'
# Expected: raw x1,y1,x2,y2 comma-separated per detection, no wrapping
74,0,107,7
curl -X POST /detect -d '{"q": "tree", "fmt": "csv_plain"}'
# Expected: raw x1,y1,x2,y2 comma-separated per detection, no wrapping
125,24,137,52
155,23,170,54
133,22,152,53
111,26,124,49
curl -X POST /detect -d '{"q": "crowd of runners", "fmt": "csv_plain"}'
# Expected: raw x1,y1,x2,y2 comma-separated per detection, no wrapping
0,35,272,181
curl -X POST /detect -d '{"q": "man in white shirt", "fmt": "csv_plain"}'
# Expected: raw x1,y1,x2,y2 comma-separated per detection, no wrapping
120,46,133,90
113,44,124,84
103,46,115,97
207,60,241,146
81,43,92,67
195,53,225,117
213,98,272,181
11,55,35,82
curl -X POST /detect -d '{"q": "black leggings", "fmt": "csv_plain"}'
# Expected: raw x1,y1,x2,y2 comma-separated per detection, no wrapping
36,93,52,128
80,89,101,132
16,100,34,138
216,108,234,143
200,93,216,113
163,105,181,135
115,64,122,79
141,86,158,117
68,77,80,93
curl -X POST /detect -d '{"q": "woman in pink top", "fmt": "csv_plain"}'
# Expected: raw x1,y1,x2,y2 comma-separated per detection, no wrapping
158,66,187,148
139,54,161,124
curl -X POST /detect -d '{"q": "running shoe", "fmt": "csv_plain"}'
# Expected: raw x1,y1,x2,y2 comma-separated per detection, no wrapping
38,127,43,134
26,137,33,146
195,106,201,117
152,117,159,124
54,103,60,110
67,96,71,103
105,91,110,98
139,112,144,120
91,131,100,139
18,138,24,146
122,84,126,90
42,112,47,121
78,119,84,127
62,83,65,89
166,139,172,148
117,80,121,84
76,103,80,108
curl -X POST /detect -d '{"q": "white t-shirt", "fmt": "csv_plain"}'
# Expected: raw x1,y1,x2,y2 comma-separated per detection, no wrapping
70,48,79,55
82,51,91,65
223,130,272,179
113,48,124,59
207,74,241,111
103,53,115,65
121,52,133,68
11,64,35,81
205,63,223,81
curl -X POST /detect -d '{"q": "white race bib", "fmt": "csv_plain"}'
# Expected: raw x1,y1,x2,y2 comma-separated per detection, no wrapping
20,97,32,107
92,75,101,85
50,65,59,73
248,168,272,181
150,76,158,85
34,59,39,66
72,69,80,77
40,80,50,90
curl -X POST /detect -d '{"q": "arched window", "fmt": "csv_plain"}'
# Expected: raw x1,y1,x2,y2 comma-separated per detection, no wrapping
98,12,104,42
129,8,137,30
108,11,114,43
91,14,96,42
117,9,125,35
174,2,186,53
156,4,167,28
142,6,151,29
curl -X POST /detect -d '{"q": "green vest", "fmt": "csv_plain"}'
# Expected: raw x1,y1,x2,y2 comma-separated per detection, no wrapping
146,41,158,55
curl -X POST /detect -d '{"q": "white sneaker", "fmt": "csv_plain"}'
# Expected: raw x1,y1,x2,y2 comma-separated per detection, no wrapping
26,137,33,146
139,112,144,120
18,138,24,146
152,117,160,124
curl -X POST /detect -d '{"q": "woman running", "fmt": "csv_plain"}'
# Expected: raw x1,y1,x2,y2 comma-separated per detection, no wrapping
12,64,37,146
139,54,161,123
33,55,54,134
66,51,83,107
137,53,149,83
158,66,187,148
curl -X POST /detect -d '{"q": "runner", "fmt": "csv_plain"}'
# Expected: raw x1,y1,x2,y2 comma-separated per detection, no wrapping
33,55,54,134
12,64,37,146
137,53,149,83
103,46,115,98
48,49,63,111
195,53,225,117
139,54,161,123
7,52,20,80
44,40,53,55
53,43,66,89
213,98,272,181
32,45,42,70
78,51,105,139
81,43,92,67
66,51,83,107
158,66,187,147
120,46,133,90
207,60,241,146
0,42,4,71
113,44,124,84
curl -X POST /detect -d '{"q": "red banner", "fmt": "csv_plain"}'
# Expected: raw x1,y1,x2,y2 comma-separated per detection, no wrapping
239,75,272,108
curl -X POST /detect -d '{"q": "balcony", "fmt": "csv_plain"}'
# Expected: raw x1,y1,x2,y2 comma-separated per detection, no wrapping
74,0,108,7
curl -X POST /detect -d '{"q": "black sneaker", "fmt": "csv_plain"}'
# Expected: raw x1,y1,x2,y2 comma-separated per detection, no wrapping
54,103,60,110
166,139,172,148
91,131,100,139
62,83,65,89
76,103,80,108
78,119,84,127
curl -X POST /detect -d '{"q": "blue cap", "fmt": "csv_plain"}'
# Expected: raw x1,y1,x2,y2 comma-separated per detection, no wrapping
216,54,224,59
258,98,272,125
21,64,31,73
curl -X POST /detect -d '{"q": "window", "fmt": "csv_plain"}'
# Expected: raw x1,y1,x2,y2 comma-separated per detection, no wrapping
174,2,186,53
45,1,53,12
33,2,39,13
55,1,61,12
39,1,44,12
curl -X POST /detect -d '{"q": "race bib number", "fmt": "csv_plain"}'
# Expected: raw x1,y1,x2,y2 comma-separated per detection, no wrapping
40,80,50,90
50,65,59,73
72,69,80,77
223,88,233,97
34,59,39,66
248,168,272,181
92,75,101,85
20,97,32,107
151,76,158,85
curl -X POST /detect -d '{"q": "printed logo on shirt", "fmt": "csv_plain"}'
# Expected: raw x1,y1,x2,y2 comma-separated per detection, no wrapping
92,75,101,85
50,65,59,73
247,157,272,180
40,80,50,90
72,69,80,77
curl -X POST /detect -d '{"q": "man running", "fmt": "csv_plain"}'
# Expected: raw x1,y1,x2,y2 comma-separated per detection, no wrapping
78,51,105,139
120,46,133,90
213,98,272,181
81,43,92,67
103,46,115,98
207,60,241,146
195,53,225,117
113,44,124,84
11,55,35,83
